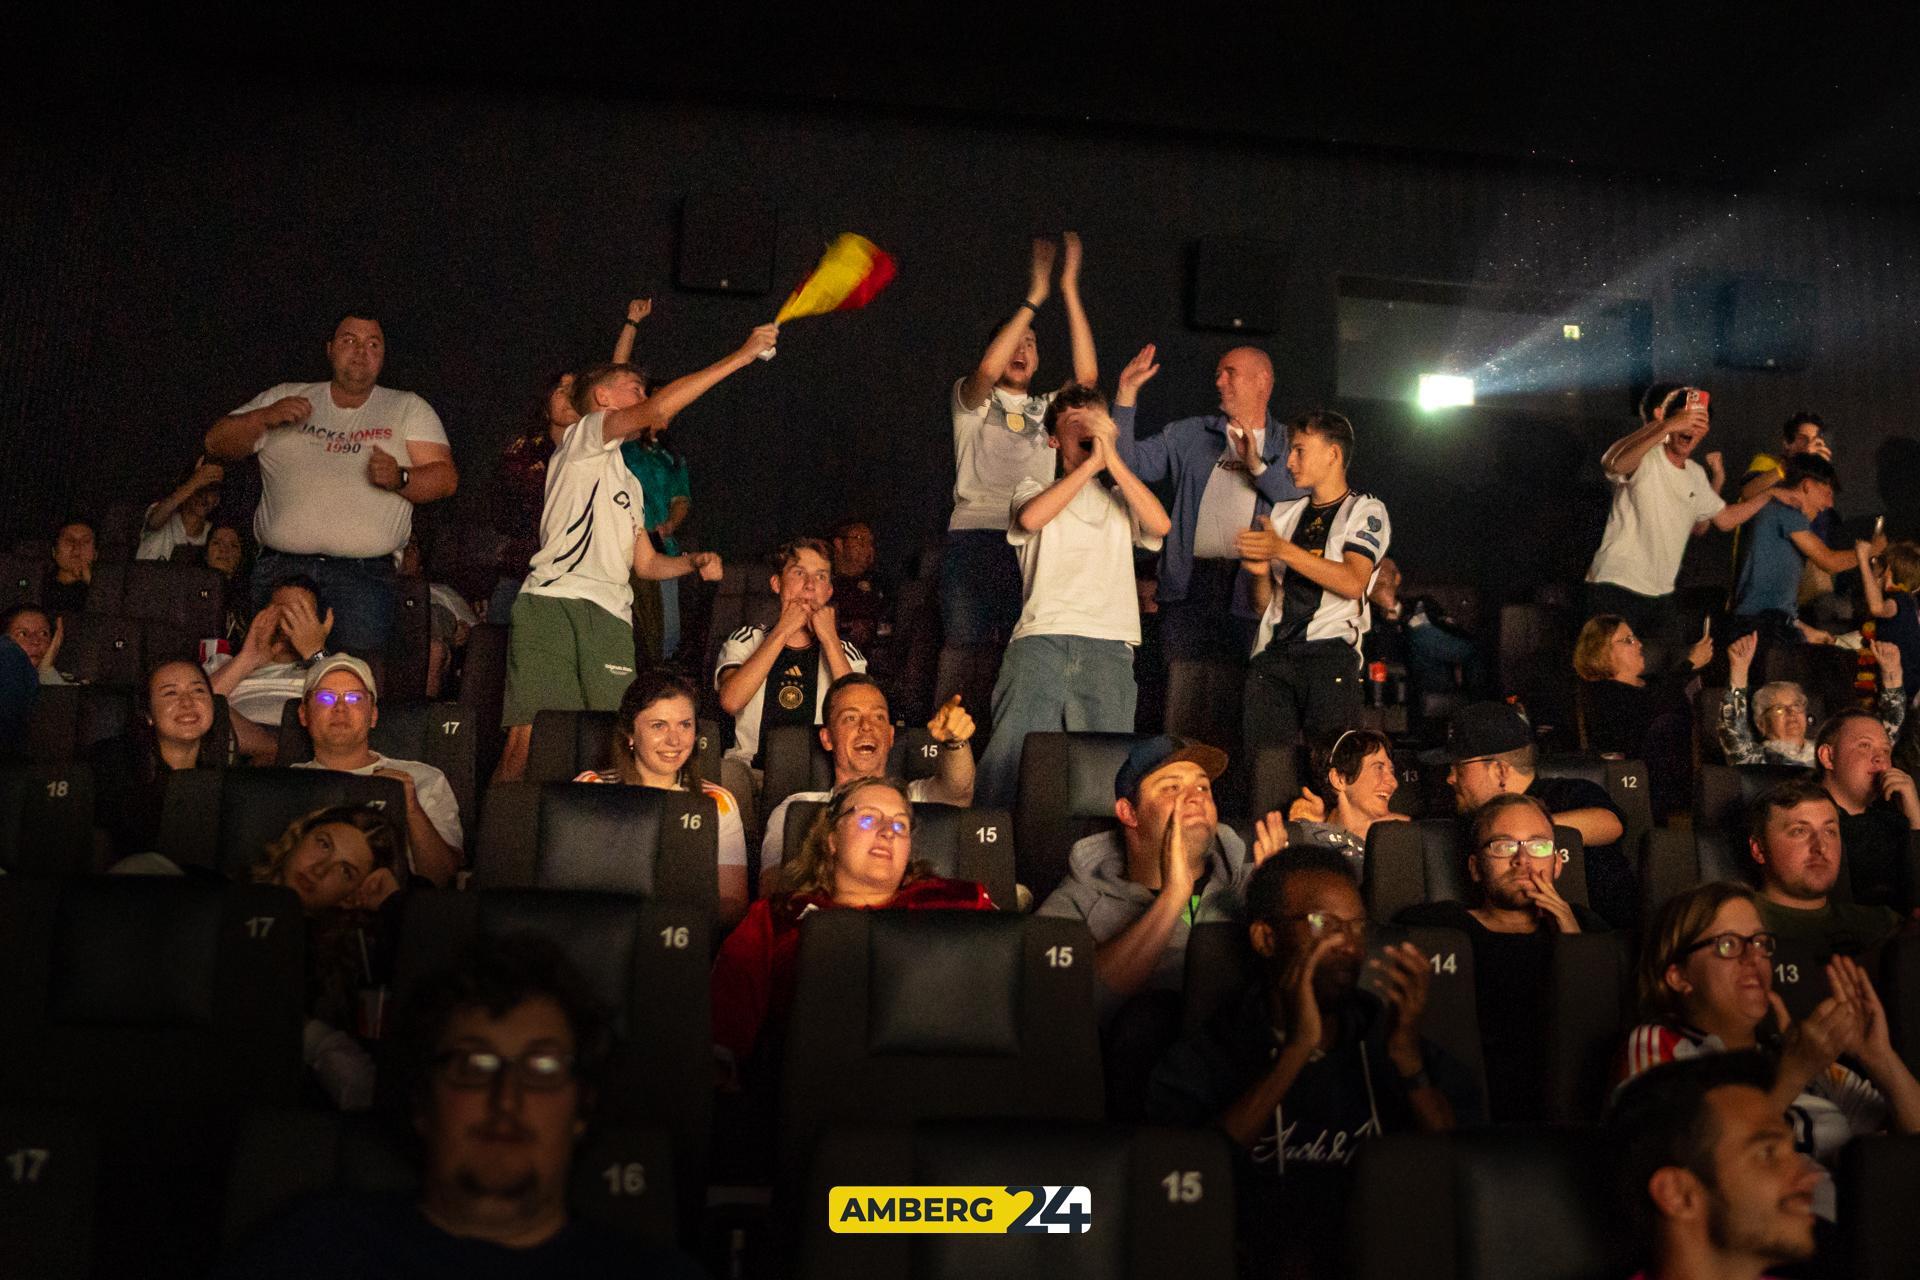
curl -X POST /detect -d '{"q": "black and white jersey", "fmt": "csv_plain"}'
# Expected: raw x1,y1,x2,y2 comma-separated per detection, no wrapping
1252,491,1391,657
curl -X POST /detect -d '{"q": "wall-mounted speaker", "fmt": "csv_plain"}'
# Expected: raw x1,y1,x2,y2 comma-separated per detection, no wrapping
675,192,777,294
1187,235,1287,334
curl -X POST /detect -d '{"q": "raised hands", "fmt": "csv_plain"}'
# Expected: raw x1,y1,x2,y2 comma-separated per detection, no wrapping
738,324,780,361
626,298,653,325
1027,237,1057,306
1872,639,1904,691
281,594,335,660
1058,231,1083,292
1371,941,1434,1065
1727,632,1758,686
1116,344,1160,404
1686,616,1715,672
1251,810,1290,864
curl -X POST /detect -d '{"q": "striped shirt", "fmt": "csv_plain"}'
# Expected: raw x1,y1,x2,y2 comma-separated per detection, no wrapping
521,410,645,623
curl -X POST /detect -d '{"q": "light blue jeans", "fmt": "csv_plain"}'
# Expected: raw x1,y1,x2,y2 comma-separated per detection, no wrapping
976,634,1138,808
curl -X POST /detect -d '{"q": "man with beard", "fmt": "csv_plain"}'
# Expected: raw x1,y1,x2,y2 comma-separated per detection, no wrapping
1748,779,1904,954
1397,793,1607,1125
1610,1053,1823,1280
215,935,703,1277
1150,847,1471,1279
757,674,976,890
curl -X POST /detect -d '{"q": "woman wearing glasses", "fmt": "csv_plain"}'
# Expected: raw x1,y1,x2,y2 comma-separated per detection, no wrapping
1718,632,1905,767
1619,880,1920,1213
708,777,993,1088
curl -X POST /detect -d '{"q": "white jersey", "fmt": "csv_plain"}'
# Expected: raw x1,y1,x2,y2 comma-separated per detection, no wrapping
1252,491,1390,659
949,378,1059,531
713,626,866,766
233,382,448,559
519,411,644,623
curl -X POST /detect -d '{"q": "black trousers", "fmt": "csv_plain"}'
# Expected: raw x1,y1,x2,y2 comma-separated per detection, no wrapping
1243,638,1365,755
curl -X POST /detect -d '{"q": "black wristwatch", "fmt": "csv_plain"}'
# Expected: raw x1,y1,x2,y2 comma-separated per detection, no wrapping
396,466,411,492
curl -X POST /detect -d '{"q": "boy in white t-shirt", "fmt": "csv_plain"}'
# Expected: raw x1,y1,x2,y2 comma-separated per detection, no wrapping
974,386,1170,808
136,457,224,561
492,324,776,783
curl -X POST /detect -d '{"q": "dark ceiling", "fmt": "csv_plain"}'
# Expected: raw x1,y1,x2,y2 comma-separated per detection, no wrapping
17,3,1920,197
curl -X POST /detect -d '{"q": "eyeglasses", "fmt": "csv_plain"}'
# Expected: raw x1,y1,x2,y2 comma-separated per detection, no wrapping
432,1047,576,1092
842,810,910,838
1281,911,1367,939
1480,837,1559,862
1759,703,1808,718
311,689,371,707
1679,931,1778,962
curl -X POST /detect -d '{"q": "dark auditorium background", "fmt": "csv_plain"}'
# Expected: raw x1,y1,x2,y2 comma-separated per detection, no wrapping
8,6,1920,599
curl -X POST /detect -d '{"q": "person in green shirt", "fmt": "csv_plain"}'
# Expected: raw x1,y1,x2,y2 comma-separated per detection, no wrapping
1746,778,1903,954
621,422,693,662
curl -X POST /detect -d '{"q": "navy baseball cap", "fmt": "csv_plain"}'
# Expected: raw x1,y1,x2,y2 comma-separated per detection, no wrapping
1421,701,1534,765
1114,735,1229,802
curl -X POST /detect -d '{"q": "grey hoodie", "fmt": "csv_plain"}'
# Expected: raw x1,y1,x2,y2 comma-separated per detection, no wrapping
1036,827,1255,1005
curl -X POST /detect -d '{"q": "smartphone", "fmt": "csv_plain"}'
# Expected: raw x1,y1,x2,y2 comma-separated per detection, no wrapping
1876,515,1886,539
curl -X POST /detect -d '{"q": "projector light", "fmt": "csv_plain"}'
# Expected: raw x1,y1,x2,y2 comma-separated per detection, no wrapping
1563,323,1582,340
1417,374,1475,410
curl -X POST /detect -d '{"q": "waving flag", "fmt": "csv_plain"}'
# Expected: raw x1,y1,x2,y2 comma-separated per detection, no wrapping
774,233,897,324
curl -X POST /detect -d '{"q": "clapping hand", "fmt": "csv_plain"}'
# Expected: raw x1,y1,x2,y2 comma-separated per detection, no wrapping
1059,231,1083,292
1872,639,1904,691
1251,811,1290,864
1027,237,1057,305
1686,617,1714,671
1116,344,1160,402
626,298,653,325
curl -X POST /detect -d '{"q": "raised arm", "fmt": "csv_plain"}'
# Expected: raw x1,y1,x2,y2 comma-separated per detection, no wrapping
146,459,224,529
1600,416,1673,480
1705,488,1776,533
1789,528,1858,575
1092,821,1195,1002
1860,541,1898,620
612,298,651,363
1110,345,1174,482
958,238,1054,410
1057,231,1097,389
1087,413,1171,538
603,325,779,445
205,393,312,460
924,695,977,806
1238,522,1374,601
1013,453,1102,534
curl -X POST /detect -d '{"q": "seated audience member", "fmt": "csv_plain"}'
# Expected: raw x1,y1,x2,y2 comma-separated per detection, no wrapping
1397,793,1605,1124
715,538,865,773
0,625,35,757
1618,881,1920,1221
1574,612,1711,819
1365,557,1484,706
1858,536,1920,683
1746,779,1903,954
291,655,463,887
1280,727,1406,871
1609,1052,1822,1280
826,518,892,661
85,659,227,860
1150,848,1475,1280
974,385,1170,808
3,603,66,686
1434,700,1634,927
216,933,705,1278
209,576,336,761
758,673,975,891
1038,736,1274,1011
248,803,405,913
1727,454,1853,667
496,339,752,784
41,520,95,614
205,523,251,644
1814,709,1920,912
137,457,224,561
709,778,993,1084
1720,633,1905,767
574,671,749,928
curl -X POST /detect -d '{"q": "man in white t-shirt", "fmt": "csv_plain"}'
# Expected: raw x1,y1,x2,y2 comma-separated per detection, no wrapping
136,457,224,561
492,329,771,783
942,233,1099,649
1236,410,1391,757
758,673,977,888
1586,383,1773,669
291,654,464,887
974,387,1170,808
204,312,459,655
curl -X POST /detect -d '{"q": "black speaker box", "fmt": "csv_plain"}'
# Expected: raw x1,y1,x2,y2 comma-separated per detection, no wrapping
1715,276,1815,371
1187,236,1286,334
675,192,777,294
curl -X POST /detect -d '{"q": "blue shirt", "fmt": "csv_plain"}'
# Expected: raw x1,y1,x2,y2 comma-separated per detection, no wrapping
620,439,691,556
1732,501,1811,617
1113,406,1304,609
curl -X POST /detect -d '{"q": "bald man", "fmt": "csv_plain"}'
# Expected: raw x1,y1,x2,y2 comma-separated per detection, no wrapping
1112,343,1304,667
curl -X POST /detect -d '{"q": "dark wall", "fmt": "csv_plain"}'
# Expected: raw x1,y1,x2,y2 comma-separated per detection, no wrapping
11,84,1920,602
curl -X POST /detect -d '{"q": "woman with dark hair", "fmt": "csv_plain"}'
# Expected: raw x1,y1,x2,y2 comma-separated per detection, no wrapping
1617,880,1920,1218
575,670,749,927
85,659,230,859
1279,726,1406,873
1573,612,1710,818
708,777,993,1085
203,523,253,646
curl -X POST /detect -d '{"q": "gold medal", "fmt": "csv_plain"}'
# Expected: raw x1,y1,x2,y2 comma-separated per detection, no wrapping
1005,412,1027,434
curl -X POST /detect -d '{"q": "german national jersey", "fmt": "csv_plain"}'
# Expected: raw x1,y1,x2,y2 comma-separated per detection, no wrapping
1252,491,1390,658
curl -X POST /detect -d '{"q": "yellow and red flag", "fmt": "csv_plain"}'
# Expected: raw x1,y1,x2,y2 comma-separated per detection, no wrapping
774,233,896,324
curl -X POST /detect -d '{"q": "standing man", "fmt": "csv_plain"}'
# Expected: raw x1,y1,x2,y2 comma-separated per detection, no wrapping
1110,343,1303,682
206,311,458,655
1236,411,1390,757
942,234,1097,652
1585,384,1772,669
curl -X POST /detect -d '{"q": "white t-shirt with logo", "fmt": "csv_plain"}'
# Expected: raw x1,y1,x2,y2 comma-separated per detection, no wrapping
1190,427,1267,560
519,410,645,623
203,653,306,727
1587,450,1726,597
233,382,448,559
949,378,1059,531
135,505,210,562
292,753,464,861
1007,476,1162,645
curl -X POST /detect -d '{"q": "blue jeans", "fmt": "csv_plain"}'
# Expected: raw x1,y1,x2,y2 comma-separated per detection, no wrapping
976,634,1139,809
940,529,1025,646
253,549,398,656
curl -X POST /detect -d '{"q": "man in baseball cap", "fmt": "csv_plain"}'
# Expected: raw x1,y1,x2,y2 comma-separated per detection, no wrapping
292,653,465,886
1430,701,1632,926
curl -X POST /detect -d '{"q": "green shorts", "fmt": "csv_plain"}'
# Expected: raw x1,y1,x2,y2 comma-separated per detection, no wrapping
502,592,637,728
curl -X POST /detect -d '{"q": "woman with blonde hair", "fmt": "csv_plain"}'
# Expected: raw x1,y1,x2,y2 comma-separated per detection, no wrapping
1574,612,1710,817
251,804,404,913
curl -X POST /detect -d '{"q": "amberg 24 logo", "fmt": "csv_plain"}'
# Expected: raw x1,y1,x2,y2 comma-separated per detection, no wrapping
829,1185,1092,1234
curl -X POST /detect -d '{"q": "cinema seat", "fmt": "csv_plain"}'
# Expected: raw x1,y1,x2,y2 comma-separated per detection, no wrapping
525,707,725,788
274,697,479,837
0,760,98,876
1013,731,1145,903
1362,819,1588,922
156,766,410,879
1840,1134,1920,1280
0,1104,97,1280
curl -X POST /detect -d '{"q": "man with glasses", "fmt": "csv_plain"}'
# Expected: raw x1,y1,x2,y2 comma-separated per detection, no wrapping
1398,793,1607,1123
292,654,463,886
1151,847,1472,1279
1747,778,1904,953
216,934,704,1277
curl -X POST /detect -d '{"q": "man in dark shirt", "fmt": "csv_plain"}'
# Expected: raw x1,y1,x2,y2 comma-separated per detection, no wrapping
826,518,893,663
1432,701,1634,926
1816,708,1920,913
1747,778,1903,954
1396,793,1606,1126
216,935,702,1279
1150,848,1475,1278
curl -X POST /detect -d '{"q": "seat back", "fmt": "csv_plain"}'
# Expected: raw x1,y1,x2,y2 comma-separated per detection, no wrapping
1841,1134,1920,1280
1498,603,1579,742
26,684,137,764
156,766,409,879
1879,933,1920,1074
1537,753,1654,862
780,800,1016,909
56,612,144,686
1693,762,1809,838
0,761,98,876
274,699,479,838
472,782,721,911
89,561,225,636
526,708,725,787
1364,820,1587,921
0,1104,97,1280
1543,932,1636,1126
456,621,509,777
762,722,949,818
1247,744,1302,822
383,575,431,700
799,1120,1236,1280
0,549,42,604
1637,828,1753,932
778,912,1104,1185
1014,732,1144,902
